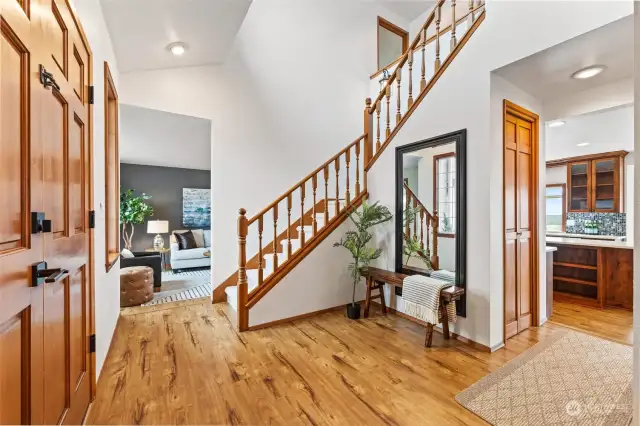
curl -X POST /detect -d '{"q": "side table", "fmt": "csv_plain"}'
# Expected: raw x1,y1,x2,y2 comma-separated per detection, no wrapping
145,247,171,271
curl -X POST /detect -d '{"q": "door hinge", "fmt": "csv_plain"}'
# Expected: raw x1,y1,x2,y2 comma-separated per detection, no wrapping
88,210,96,229
89,334,96,353
88,86,95,105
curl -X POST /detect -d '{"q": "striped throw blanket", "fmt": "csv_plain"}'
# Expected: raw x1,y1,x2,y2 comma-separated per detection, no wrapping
403,274,457,325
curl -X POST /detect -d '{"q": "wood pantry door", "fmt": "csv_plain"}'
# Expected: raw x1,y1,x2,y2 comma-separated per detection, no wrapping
503,101,539,341
0,0,93,424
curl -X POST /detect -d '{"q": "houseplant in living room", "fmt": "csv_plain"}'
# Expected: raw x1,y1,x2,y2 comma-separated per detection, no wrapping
334,200,393,319
120,189,154,250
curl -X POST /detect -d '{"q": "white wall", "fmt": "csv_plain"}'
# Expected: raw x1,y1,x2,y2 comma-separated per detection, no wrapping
367,1,631,349
120,104,212,170
118,0,411,288
250,219,365,327
69,0,121,376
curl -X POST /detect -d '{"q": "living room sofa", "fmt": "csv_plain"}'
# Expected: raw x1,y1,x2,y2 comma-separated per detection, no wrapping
170,229,211,271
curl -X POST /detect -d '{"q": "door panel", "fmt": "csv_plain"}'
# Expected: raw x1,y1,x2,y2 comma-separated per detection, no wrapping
43,276,70,425
40,0,93,424
0,312,28,425
504,105,536,341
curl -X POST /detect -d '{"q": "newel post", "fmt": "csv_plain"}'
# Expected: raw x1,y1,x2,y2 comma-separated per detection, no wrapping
363,97,374,165
237,208,249,331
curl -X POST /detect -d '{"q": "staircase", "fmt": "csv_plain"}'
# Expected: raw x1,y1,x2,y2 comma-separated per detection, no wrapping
214,0,486,331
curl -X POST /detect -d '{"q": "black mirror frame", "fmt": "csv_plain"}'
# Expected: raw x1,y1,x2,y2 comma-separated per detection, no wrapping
395,129,467,317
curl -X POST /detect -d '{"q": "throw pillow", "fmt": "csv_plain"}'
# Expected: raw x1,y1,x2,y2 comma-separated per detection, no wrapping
174,231,198,250
203,230,212,248
121,249,135,259
191,229,205,248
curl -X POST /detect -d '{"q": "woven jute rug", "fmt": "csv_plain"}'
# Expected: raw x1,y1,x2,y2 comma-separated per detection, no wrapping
456,330,632,425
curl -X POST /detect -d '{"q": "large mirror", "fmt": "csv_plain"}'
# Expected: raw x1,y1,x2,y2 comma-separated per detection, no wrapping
395,130,467,316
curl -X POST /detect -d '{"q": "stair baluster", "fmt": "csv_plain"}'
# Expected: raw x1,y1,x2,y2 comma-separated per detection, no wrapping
396,68,402,123
272,205,279,270
258,216,264,286
407,49,413,108
324,165,329,224
287,194,292,258
312,175,318,235
420,26,427,91
450,0,457,49
420,208,425,250
405,186,410,237
412,198,418,238
299,183,306,247
376,102,381,152
334,158,340,216
355,142,361,197
345,148,351,204
432,211,439,269
385,85,391,138
468,0,475,25
435,4,441,72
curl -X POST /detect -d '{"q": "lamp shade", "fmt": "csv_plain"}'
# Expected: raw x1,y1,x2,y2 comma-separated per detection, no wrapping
147,220,169,234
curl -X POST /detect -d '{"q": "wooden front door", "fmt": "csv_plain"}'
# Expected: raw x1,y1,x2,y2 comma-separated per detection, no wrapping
504,101,538,340
0,0,92,424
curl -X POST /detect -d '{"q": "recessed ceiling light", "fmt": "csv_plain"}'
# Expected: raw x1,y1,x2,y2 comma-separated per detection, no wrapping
577,142,590,147
548,120,565,128
167,42,187,56
571,65,606,80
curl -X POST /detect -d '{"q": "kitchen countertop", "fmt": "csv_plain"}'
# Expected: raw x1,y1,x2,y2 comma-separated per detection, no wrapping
546,232,626,241
545,246,558,253
546,236,633,250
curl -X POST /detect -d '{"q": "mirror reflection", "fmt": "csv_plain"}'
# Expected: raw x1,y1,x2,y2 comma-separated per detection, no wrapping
401,141,457,276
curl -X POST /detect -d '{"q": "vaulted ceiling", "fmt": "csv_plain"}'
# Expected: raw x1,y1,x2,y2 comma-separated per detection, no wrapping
100,0,252,73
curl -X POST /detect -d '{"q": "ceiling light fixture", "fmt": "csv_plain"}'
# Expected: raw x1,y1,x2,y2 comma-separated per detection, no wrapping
548,120,565,128
571,65,606,80
167,42,187,56
577,142,590,147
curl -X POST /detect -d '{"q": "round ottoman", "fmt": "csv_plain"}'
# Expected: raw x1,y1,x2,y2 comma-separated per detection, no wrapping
120,266,154,307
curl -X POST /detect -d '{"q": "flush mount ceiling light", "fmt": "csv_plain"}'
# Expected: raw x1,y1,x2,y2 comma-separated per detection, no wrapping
167,42,187,56
577,142,590,147
547,120,565,128
571,65,606,80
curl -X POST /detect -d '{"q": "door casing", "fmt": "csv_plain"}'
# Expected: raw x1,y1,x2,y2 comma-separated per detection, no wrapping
502,99,540,341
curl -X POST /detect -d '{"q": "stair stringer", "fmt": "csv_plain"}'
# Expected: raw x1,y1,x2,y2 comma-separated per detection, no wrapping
248,209,366,328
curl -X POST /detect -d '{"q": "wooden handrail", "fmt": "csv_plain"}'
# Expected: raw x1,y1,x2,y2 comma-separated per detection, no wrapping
403,182,433,221
370,0,444,112
369,2,485,81
247,134,366,225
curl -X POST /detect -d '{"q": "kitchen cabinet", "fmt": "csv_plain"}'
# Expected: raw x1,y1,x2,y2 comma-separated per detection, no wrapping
565,152,626,213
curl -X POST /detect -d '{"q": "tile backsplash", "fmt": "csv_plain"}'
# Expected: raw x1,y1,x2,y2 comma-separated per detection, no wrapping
566,212,626,236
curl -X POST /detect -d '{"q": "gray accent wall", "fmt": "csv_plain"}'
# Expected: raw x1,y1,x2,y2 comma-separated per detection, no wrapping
120,163,211,253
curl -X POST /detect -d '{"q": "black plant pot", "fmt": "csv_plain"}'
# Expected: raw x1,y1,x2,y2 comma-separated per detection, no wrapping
346,303,361,320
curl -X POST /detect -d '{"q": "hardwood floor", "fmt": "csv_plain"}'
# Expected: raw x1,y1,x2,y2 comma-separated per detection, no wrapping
86,299,583,425
548,300,632,346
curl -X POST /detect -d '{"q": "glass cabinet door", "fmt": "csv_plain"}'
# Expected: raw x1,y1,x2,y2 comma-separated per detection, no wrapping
592,158,617,212
568,162,590,212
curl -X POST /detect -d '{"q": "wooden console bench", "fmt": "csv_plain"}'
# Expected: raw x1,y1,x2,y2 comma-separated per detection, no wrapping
360,267,465,347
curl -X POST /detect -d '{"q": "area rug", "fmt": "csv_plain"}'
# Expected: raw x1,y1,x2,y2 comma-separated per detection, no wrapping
456,330,632,425
140,268,212,306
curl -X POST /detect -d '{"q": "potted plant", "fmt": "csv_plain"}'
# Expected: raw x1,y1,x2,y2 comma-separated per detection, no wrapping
120,189,154,250
402,205,432,269
334,200,393,319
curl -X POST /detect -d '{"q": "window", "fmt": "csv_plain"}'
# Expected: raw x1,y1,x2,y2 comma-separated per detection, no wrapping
377,17,408,71
546,184,566,232
105,61,119,270
434,153,456,236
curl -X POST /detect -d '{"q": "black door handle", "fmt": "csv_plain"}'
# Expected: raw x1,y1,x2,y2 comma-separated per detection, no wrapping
39,65,60,91
39,268,69,283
